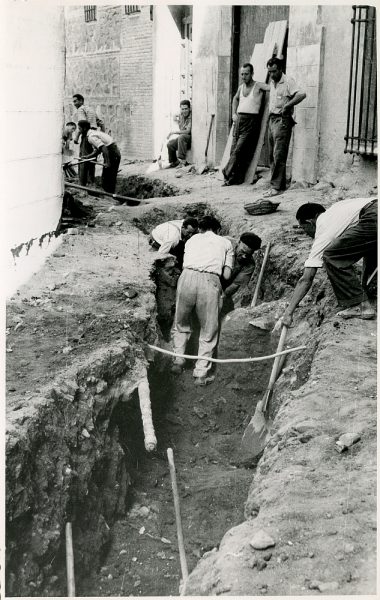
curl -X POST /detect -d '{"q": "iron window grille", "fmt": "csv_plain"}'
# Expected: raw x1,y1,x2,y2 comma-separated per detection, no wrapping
345,5,377,156
125,6,141,15
84,6,97,22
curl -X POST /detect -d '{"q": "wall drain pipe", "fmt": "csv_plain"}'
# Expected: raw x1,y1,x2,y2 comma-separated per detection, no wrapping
138,377,157,452
65,522,76,597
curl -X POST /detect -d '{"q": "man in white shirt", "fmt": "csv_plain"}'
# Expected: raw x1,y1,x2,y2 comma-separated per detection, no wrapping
78,120,121,193
72,93,105,186
172,215,234,385
263,57,306,198
149,218,198,268
277,198,377,327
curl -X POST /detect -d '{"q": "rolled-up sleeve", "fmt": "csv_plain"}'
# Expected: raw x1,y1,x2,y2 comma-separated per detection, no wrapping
225,240,235,270
304,216,333,268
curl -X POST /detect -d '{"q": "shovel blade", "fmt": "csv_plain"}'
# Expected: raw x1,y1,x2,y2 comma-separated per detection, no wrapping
240,401,270,460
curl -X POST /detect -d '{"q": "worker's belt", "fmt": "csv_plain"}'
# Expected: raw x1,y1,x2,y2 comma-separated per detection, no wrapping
184,267,220,277
148,236,160,250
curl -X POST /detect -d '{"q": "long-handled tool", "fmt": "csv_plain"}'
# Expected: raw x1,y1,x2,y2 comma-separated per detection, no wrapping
167,448,188,588
241,324,288,459
63,158,99,169
64,182,151,206
198,113,215,174
250,241,271,308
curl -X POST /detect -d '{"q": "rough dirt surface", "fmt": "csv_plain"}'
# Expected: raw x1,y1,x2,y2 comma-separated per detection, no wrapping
6,161,377,596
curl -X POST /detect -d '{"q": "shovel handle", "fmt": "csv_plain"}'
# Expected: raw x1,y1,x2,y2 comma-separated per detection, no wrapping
251,241,271,308
262,324,288,413
205,114,215,158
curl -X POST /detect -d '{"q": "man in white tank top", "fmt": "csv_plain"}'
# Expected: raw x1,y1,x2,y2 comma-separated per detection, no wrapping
222,63,269,186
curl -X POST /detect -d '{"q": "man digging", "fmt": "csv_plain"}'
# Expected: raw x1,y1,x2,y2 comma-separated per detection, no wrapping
276,197,377,328
171,215,234,386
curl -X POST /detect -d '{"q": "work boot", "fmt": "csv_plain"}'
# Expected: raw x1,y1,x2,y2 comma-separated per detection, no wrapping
194,374,215,386
171,359,185,374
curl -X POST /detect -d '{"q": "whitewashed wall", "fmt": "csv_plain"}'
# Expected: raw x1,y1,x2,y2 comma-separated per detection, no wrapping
4,4,65,295
152,6,182,158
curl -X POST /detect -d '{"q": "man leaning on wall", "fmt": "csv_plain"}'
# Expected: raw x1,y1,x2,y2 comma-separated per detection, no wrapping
263,57,306,198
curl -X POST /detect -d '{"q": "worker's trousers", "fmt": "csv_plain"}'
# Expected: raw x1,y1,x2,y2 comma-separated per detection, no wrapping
167,134,191,163
268,114,295,191
323,200,377,307
79,135,95,186
101,143,121,194
223,113,260,185
172,269,222,377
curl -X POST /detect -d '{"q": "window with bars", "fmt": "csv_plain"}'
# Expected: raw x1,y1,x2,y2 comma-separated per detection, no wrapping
125,6,141,15
345,5,377,156
84,6,97,22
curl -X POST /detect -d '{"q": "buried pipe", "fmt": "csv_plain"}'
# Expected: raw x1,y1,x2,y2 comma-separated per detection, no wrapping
65,522,76,597
148,343,306,364
137,377,157,452
167,448,189,589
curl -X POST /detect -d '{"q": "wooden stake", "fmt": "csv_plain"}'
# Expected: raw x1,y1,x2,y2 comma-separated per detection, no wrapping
65,522,76,597
167,448,189,584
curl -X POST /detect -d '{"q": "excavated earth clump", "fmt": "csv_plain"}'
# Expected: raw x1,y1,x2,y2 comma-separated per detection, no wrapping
116,175,182,200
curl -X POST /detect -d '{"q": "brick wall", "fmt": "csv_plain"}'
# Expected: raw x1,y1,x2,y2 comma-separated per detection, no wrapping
64,5,153,160
120,6,153,158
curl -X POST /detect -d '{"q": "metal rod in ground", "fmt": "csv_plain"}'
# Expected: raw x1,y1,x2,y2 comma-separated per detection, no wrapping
64,182,151,205
167,448,189,585
251,241,271,308
65,522,76,597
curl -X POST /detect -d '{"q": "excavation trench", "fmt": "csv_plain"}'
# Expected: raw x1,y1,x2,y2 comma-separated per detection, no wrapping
79,316,276,596
5,201,297,597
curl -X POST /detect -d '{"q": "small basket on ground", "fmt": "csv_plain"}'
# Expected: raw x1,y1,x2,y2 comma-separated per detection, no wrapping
244,199,280,216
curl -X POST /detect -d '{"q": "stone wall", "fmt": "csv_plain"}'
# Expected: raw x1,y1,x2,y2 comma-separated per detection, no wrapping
64,5,153,159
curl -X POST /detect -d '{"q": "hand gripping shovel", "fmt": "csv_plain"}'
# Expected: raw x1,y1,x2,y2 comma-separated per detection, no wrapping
241,324,288,460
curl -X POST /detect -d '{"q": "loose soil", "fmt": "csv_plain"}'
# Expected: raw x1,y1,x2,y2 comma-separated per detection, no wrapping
6,162,377,596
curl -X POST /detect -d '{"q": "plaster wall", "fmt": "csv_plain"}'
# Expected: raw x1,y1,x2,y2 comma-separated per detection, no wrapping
152,6,181,157
287,6,324,184
317,5,377,182
191,6,233,166
4,4,65,295
64,5,153,159
287,5,377,183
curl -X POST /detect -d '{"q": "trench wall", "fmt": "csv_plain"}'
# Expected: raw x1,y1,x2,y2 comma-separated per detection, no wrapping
6,329,158,596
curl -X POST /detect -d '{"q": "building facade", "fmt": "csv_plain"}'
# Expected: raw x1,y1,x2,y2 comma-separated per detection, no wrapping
64,5,377,183
5,3,65,295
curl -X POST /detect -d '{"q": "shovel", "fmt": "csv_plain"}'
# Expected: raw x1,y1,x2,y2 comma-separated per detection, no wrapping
250,241,271,308
241,324,288,459
198,113,215,174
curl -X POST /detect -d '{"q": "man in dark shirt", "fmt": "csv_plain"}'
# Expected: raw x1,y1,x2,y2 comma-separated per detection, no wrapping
222,232,262,314
167,100,192,167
